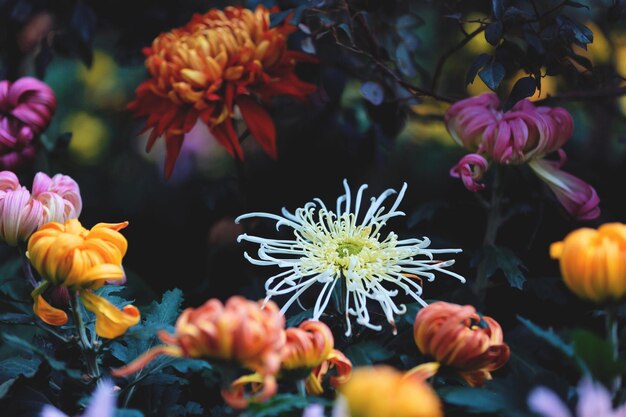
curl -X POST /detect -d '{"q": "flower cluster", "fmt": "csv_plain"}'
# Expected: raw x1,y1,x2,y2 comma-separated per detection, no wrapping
411,301,510,386
237,180,465,336
28,219,140,338
113,297,352,409
445,93,600,220
551,223,626,303
112,296,286,407
0,171,81,246
129,5,316,178
0,77,56,170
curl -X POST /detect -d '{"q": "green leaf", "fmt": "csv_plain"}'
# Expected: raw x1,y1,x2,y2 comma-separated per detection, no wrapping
439,386,508,413
112,288,184,363
485,21,503,45
506,76,537,109
0,257,28,301
344,341,393,366
115,410,145,417
399,302,422,325
517,316,588,373
479,245,526,290
0,356,41,399
1,333,82,379
360,82,384,106
241,394,327,417
0,313,34,324
286,308,314,327
571,329,626,384
169,358,212,374
407,201,449,227
167,401,204,416
478,62,505,91
465,54,491,85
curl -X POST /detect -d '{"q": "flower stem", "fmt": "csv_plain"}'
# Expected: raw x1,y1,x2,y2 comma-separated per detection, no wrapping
606,305,621,392
296,379,307,397
473,166,503,298
17,245,38,288
69,292,100,380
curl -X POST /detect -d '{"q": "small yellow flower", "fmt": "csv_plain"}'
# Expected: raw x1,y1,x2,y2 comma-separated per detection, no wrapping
27,219,139,338
339,366,443,417
550,223,626,303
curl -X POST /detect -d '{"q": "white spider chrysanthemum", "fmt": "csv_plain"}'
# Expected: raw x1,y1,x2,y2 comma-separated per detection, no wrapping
236,181,466,336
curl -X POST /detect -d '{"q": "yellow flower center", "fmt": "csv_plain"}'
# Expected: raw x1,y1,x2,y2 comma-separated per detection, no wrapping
336,240,365,258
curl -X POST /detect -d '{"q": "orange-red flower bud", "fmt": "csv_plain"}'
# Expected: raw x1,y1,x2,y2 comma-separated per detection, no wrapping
281,320,334,372
305,349,352,395
130,5,316,178
339,366,443,417
550,223,626,303
413,302,509,386
112,296,286,378
221,372,277,410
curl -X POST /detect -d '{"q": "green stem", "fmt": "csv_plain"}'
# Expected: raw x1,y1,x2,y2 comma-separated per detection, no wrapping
17,245,38,288
473,167,503,297
606,305,621,392
69,292,100,380
35,321,70,343
296,379,307,397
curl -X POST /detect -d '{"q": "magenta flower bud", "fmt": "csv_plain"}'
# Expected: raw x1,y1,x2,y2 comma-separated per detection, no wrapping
450,153,489,192
445,93,598,220
0,77,56,170
445,93,574,165
0,170,82,246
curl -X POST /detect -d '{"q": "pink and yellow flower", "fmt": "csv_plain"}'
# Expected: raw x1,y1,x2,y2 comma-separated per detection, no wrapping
550,223,626,303
0,171,81,246
445,93,599,220
130,5,316,178
0,77,56,169
412,301,509,386
27,219,139,338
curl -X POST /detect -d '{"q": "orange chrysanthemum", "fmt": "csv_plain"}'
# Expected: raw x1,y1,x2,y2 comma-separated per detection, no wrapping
130,5,316,178
412,302,509,386
112,296,286,378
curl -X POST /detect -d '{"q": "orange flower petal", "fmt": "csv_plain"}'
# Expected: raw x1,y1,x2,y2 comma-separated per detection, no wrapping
80,291,140,339
236,95,277,159
33,294,68,326
111,345,183,377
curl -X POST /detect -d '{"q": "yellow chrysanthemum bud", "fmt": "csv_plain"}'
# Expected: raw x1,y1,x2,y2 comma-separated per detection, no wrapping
550,223,626,303
27,219,139,338
28,219,127,289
